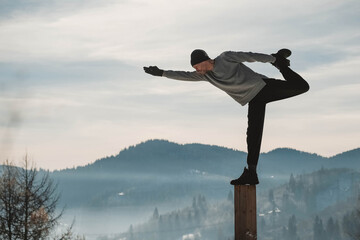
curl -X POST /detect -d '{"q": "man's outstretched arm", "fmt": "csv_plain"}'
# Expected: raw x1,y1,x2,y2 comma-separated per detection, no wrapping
223,51,276,64
143,66,206,81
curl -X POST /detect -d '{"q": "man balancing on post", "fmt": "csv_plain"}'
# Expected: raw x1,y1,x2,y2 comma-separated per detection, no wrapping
143,49,309,185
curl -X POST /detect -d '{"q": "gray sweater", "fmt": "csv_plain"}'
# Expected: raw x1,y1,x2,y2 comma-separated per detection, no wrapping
163,51,276,106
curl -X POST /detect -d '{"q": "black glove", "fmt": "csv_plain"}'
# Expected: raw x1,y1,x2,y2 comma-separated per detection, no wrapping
143,66,164,77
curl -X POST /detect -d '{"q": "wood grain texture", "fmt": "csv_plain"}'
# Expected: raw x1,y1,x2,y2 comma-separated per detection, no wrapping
234,185,257,240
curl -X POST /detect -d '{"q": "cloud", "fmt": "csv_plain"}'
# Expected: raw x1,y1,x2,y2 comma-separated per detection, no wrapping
0,0,358,67
0,0,359,169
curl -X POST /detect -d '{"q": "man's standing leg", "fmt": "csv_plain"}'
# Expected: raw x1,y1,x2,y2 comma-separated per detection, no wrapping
246,101,266,171
230,100,265,185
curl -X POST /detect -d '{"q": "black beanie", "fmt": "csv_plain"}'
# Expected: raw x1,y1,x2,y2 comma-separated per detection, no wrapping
191,49,210,66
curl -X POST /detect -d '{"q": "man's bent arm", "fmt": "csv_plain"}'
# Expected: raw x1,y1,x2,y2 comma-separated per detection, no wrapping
223,51,276,64
163,70,206,81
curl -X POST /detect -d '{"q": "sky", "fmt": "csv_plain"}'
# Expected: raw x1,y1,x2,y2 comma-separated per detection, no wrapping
0,0,359,170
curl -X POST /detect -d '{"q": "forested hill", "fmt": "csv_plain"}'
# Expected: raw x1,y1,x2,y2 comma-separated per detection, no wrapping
55,139,359,176
71,139,247,175
45,140,359,208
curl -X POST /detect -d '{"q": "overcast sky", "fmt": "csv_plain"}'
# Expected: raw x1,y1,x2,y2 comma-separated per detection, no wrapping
0,0,359,170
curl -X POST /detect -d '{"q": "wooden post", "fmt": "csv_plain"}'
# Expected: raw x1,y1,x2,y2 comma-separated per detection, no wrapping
234,185,257,240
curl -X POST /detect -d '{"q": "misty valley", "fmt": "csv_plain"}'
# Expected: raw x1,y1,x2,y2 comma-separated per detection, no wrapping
2,139,360,239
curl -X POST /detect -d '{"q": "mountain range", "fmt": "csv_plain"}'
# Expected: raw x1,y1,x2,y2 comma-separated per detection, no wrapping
56,139,360,174
49,139,359,208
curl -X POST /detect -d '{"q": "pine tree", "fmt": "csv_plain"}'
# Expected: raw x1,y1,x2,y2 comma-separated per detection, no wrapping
342,207,360,240
269,189,275,206
259,217,266,233
192,196,197,209
282,226,287,240
289,173,296,193
288,215,298,240
333,219,341,240
152,207,159,219
174,213,180,228
198,195,207,215
313,216,325,240
128,225,134,240
305,188,316,213
217,226,224,240
326,217,335,240
227,190,233,202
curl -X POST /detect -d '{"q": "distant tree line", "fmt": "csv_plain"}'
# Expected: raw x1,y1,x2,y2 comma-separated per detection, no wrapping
258,168,360,240
119,193,234,240
313,215,341,240
281,215,299,240
342,197,360,240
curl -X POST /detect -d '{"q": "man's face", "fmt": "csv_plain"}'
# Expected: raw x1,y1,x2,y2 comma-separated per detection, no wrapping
193,60,212,75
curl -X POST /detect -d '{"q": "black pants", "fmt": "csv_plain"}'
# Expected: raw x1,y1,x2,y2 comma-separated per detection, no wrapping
246,67,310,168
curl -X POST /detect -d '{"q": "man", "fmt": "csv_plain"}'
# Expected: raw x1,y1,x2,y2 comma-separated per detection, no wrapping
143,49,309,185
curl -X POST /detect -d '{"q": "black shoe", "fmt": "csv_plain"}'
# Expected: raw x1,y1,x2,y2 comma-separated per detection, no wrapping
230,167,259,185
276,48,292,58
271,48,291,70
